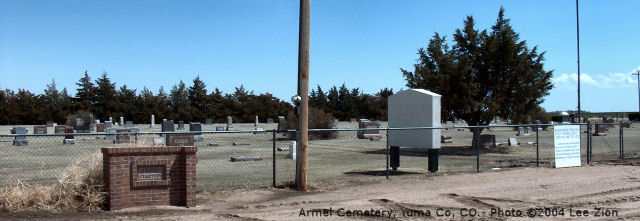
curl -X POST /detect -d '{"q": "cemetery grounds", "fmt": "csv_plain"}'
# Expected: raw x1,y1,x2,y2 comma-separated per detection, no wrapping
1,120,640,219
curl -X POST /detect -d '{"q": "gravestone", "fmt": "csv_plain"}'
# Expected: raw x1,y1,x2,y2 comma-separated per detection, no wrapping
75,125,90,133
114,129,134,144
109,116,113,123
46,121,55,127
150,115,155,128
162,120,175,132
452,117,458,124
267,118,274,124
289,141,297,159
33,125,47,134
165,133,195,146
11,127,28,146
227,116,233,129
231,156,263,162
125,121,134,128
106,128,119,140
89,114,94,132
255,115,259,126
105,121,113,128
508,138,518,146
480,134,496,148
205,118,213,125
216,126,225,131
190,122,203,142
64,126,75,144
177,121,185,130
350,118,357,123
120,117,124,126
55,125,66,134
388,89,441,173
593,123,608,136
96,123,106,132
357,119,381,139
277,116,286,131
517,127,530,136
333,119,339,128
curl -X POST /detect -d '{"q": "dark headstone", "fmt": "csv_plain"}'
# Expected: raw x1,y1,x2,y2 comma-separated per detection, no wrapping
233,142,251,146
267,118,274,124
357,119,381,139
104,121,113,128
189,122,202,133
177,121,185,130
205,118,213,125
166,133,195,146
113,129,135,144
231,156,263,162
162,120,175,132
75,125,90,133
33,125,47,134
594,124,608,136
277,116,286,130
480,134,496,148
96,123,106,132
65,126,74,139
55,125,66,134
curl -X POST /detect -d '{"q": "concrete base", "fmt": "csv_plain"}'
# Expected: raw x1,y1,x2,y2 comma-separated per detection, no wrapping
193,135,204,142
13,139,28,146
63,139,76,145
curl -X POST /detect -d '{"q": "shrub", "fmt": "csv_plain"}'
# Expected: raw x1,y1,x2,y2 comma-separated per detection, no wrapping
286,106,338,140
0,151,105,212
629,112,640,122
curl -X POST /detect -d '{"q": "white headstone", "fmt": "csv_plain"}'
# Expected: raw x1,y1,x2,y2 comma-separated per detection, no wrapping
109,117,113,122
289,141,297,159
388,89,441,149
508,138,518,146
120,117,124,126
151,115,155,128
255,115,259,126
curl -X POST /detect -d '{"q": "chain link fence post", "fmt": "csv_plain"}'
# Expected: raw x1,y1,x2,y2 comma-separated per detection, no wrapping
536,122,540,167
619,122,624,160
272,130,276,188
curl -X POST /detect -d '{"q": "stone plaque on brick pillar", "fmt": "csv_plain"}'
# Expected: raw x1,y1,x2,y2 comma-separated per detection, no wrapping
101,146,197,210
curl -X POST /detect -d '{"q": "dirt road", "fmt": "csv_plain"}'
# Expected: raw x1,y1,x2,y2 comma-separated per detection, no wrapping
6,161,640,220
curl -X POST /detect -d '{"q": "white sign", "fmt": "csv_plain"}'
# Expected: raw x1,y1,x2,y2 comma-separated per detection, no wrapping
554,125,581,168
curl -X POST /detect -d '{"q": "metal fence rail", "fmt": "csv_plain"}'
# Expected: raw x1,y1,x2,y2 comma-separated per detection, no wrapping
0,122,637,192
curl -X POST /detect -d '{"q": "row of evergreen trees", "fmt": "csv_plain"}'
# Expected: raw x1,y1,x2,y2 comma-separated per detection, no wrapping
0,72,393,125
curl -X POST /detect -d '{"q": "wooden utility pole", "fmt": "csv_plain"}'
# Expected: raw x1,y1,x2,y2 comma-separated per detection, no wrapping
296,0,310,191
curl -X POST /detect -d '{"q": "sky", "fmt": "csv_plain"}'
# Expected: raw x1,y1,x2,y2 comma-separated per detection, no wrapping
1,0,639,112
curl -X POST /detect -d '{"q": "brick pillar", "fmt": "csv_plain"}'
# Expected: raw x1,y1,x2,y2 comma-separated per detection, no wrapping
102,146,197,211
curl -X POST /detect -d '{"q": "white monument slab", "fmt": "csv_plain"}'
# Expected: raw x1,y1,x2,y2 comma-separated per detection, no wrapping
388,89,441,149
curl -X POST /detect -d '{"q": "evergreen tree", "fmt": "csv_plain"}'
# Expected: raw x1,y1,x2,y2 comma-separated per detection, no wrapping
401,7,553,144
188,75,208,121
74,71,95,112
94,72,118,120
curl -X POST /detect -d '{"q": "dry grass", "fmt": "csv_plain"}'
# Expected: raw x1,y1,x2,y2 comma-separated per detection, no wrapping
0,151,105,213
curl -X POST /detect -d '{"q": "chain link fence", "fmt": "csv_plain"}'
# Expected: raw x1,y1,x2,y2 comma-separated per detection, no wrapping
1,121,638,192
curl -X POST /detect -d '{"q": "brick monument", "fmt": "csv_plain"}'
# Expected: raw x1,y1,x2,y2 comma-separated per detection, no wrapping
101,146,197,211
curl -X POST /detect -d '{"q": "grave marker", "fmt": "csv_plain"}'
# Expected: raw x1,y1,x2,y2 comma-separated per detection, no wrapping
357,119,381,139
190,122,203,142
205,118,213,125
165,133,194,146
480,134,496,148
125,121,134,128
593,123,608,136
255,115,259,126
227,116,233,128
96,123,106,132
33,125,47,134
162,120,175,132
216,126,225,131
64,126,75,144
120,117,124,126
177,121,185,130
277,116,286,131
11,127,28,146
150,115,155,128
289,141,297,159
508,138,518,146
267,118,274,124
46,121,55,127
105,121,113,128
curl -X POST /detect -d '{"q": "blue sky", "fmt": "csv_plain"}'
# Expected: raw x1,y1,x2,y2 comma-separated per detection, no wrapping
1,0,639,112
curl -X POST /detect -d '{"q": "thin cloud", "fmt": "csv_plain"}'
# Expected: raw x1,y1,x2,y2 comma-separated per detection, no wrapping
553,69,638,89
